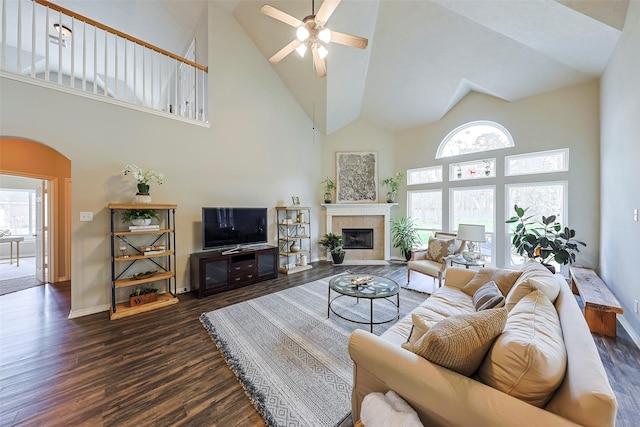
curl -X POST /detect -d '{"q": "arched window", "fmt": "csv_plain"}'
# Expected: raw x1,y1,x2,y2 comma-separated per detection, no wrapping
436,121,514,159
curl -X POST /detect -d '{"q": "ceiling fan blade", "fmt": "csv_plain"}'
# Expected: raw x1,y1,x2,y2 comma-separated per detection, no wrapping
260,5,303,28
330,31,368,49
315,0,341,25
312,46,327,78
269,39,302,64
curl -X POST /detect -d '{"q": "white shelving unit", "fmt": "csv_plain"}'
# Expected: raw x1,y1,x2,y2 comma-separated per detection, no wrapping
276,206,312,274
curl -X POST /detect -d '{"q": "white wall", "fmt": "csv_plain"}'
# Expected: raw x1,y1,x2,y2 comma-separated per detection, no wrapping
394,81,601,271
0,3,320,316
600,1,640,339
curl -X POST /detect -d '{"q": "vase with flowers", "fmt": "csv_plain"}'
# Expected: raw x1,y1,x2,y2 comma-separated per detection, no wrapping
123,164,164,204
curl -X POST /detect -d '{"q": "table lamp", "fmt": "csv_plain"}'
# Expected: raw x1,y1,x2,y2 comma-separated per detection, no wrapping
457,224,486,262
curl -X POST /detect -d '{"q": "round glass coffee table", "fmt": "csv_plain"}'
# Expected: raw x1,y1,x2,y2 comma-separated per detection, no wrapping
328,274,400,332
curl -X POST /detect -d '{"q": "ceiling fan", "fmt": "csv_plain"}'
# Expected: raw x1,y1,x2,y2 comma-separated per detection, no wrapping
260,0,368,77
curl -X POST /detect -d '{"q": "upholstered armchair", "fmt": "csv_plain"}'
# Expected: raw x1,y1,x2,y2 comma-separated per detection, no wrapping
407,232,465,287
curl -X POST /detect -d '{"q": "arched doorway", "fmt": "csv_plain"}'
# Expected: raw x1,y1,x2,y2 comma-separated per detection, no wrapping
0,137,71,283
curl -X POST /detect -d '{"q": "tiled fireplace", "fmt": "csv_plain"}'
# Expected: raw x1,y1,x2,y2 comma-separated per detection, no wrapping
322,203,396,261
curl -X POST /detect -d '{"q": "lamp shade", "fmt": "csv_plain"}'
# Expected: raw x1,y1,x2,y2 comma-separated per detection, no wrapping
457,224,486,242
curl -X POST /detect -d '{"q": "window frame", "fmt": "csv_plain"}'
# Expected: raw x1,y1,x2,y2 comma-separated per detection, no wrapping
505,148,569,176
407,165,443,185
436,120,514,159
449,185,496,265
407,189,443,248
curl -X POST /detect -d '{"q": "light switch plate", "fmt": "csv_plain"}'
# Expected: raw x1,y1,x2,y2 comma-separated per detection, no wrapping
634,209,638,222
80,212,93,222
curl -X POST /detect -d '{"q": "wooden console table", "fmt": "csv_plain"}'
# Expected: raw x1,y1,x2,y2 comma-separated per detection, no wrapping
570,266,623,337
0,236,25,266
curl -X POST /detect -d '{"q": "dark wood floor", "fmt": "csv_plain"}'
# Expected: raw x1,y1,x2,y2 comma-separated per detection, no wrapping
0,262,638,426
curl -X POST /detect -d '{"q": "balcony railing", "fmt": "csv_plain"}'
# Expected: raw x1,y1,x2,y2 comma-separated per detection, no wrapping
1,0,208,124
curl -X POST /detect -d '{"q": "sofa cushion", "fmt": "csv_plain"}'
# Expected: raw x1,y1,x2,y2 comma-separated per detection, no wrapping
425,237,456,263
461,268,523,296
505,274,563,312
401,313,434,352
472,281,505,311
478,290,567,407
411,308,507,376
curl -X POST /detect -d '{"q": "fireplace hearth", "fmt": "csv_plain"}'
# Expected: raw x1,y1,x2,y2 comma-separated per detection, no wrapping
343,228,374,249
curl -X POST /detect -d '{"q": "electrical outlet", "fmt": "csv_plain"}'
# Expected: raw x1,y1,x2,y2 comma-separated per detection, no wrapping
183,287,188,293
634,300,638,314
79,211,93,222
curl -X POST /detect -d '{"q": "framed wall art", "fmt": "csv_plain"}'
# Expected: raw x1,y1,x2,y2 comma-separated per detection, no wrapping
336,151,378,203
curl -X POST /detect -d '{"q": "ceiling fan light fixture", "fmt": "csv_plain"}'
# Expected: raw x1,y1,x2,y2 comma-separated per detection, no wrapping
53,23,72,37
318,28,331,43
296,26,309,42
296,43,308,58
317,44,328,59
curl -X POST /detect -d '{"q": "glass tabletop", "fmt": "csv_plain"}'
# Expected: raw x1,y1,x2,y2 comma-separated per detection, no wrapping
329,274,399,299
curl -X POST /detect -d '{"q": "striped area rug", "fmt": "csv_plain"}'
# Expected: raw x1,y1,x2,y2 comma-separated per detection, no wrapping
200,274,426,427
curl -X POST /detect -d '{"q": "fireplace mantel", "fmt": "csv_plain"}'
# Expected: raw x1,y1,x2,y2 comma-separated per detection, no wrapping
322,203,397,260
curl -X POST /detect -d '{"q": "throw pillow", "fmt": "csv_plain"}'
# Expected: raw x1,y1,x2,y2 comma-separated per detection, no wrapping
504,275,563,312
472,281,505,311
425,237,456,263
401,313,433,352
461,268,523,296
411,308,507,376
478,290,567,407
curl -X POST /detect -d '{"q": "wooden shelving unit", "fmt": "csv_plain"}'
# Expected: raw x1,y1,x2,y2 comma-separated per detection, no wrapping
108,203,178,320
276,206,312,274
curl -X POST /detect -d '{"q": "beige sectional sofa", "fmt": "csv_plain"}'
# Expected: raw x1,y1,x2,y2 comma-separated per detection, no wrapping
348,263,617,427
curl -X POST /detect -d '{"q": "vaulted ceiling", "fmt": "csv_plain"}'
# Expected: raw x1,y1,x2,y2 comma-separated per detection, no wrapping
44,0,629,135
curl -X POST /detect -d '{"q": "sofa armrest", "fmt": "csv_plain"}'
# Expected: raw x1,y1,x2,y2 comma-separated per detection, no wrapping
442,267,477,289
348,330,579,427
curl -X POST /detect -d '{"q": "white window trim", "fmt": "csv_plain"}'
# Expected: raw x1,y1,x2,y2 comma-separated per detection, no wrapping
407,188,443,233
505,148,569,176
407,165,443,185
449,185,496,265
504,180,569,269
436,120,514,159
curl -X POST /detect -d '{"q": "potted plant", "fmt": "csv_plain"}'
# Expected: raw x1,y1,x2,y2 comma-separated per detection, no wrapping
506,204,586,272
121,209,159,226
123,164,164,203
390,216,422,261
453,164,462,179
319,232,345,264
129,286,158,307
321,177,336,203
482,159,491,176
381,172,404,203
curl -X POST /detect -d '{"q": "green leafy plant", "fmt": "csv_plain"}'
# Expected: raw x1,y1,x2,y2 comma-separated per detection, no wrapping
390,216,422,260
121,209,159,223
382,172,404,194
506,204,586,265
321,177,336,194
319,232,344,255
129,287,158,297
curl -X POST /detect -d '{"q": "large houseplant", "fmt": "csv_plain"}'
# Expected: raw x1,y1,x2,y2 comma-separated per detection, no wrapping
390,216,422,261
506,204,586,272
319,232,345,264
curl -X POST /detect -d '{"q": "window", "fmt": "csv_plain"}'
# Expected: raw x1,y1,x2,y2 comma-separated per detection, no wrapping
436,121,513,159
451,186,495,264
408,190,442,245
407,166,443,185
0,189,36,237
450,158,495,181
506,182,568,268
505,149,569,176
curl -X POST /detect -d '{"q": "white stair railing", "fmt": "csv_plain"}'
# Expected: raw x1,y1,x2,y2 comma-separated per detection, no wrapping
0,0,208,123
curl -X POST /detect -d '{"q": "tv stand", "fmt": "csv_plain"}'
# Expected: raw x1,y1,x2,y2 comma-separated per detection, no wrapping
190,244,278,298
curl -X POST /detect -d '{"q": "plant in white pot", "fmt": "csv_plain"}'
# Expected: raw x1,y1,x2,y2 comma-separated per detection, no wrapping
121,209,159,226
123,164,163,203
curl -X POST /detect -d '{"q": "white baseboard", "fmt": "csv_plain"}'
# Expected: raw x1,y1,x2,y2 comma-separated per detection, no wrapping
68,303,110,319
619,315,640,350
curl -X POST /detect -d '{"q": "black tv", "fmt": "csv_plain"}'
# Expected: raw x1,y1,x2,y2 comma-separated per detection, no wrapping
202,207,268,250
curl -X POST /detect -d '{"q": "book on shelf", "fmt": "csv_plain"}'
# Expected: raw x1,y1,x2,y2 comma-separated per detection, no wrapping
129,224,160,231
143,250,166,256
140,245,166,252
